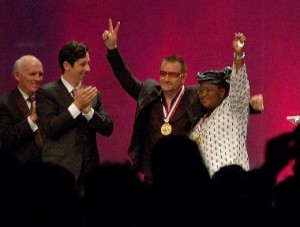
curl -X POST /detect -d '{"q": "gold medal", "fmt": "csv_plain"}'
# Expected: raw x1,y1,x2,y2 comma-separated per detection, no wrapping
195,134,202,145
160,86,185,136
161,119,172,136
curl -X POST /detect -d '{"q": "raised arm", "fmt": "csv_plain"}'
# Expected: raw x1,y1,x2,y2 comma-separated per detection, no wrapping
232,33,264,112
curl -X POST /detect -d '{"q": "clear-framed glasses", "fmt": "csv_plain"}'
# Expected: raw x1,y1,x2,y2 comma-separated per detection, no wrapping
159,70,183,79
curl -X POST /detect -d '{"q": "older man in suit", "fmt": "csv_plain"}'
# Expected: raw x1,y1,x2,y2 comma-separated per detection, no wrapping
0,55,44,163
36,41,114,187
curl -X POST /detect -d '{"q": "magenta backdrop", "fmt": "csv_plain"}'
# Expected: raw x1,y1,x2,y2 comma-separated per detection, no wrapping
1,0,299,169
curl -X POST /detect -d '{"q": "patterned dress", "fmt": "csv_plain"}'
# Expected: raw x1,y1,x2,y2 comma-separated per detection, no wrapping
189,65,250,177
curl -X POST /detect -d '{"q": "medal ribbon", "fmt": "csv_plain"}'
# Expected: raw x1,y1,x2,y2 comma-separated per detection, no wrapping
162,85,185,121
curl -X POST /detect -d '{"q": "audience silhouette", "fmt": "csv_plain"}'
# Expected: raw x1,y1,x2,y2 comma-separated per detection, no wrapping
0,124,300,227
0,152,23,227
151,134,213,227
83,161,157,227
20,160,83,227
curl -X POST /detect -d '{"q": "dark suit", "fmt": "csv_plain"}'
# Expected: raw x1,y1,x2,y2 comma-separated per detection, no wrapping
0,88,42,162
107,48,205,177
36,79,113,180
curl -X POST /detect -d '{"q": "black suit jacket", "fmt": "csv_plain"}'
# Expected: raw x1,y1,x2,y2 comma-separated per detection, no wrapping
36,79,113,180
0,87,42,162
107,48,205,170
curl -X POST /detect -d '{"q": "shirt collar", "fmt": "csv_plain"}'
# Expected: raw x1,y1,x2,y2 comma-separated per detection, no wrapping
17,86,30,100
61,75,75,93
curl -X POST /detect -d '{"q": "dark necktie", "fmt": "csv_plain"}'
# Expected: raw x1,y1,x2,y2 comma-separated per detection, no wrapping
27,95,35,105
71,88,77,99
27,96,35,110
27,96,43,149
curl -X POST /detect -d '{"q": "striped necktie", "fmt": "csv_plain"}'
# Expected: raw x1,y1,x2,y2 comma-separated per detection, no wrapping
27,95,43,149
27,96,35,110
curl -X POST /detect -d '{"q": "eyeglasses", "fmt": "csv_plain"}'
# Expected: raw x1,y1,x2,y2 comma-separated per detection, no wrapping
159,70,183,78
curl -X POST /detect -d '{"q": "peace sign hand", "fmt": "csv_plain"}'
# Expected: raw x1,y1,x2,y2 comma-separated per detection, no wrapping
102,18,120,50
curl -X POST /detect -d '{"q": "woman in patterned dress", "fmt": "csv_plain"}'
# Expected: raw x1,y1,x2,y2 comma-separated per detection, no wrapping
190,32,250,177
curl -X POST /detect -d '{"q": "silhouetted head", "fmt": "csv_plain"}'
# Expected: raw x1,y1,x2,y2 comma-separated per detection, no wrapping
151,134,210,189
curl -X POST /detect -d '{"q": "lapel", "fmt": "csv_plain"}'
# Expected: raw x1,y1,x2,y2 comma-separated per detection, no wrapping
183,86,205,126
55,79,74,106
14,88,30,117
136,83,161,117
